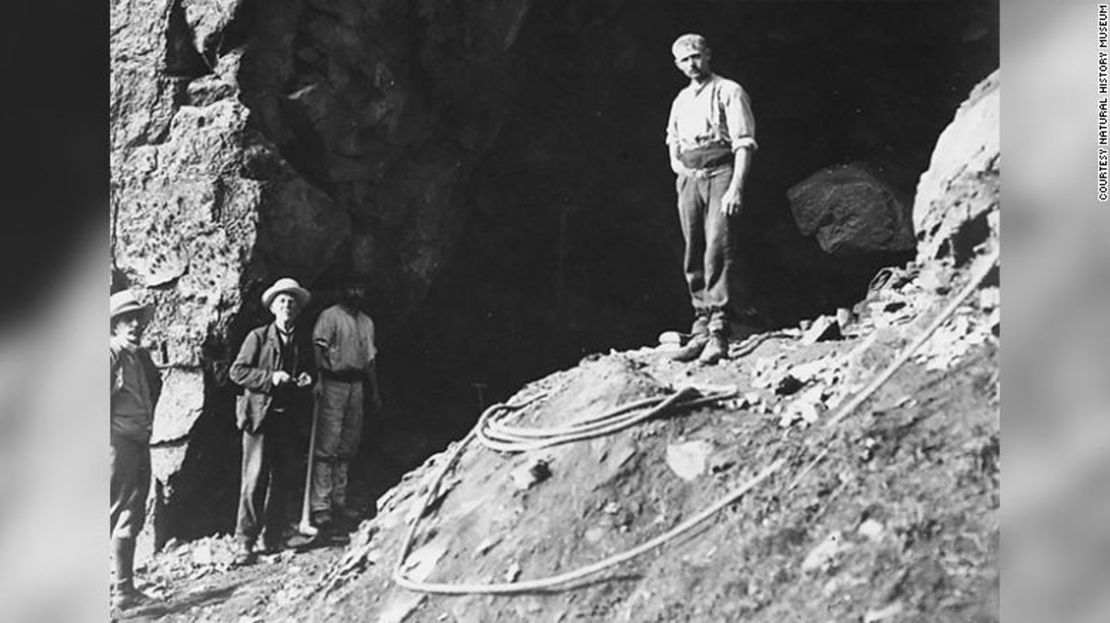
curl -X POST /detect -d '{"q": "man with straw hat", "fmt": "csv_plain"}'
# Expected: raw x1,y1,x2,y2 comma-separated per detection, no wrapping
110,290,162,612
664,33,758,365
229,277,316,566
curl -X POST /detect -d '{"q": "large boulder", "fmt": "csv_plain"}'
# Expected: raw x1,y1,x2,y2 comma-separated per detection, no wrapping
787,161,916,256
111,0,532,543
913,69,1000,263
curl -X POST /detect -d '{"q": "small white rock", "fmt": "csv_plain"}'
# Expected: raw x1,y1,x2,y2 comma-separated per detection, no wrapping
801,531,844,573
857,518,885,541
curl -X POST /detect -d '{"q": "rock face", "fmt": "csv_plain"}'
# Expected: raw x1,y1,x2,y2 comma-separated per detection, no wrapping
913,69,1000,264
787,162,916,256
111,0,531,542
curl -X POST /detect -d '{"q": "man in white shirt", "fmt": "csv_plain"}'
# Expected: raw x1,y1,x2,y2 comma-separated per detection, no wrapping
664,33,758,364
310,280,382,531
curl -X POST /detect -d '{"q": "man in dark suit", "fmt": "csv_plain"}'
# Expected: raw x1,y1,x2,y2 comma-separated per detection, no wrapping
229,277,315,565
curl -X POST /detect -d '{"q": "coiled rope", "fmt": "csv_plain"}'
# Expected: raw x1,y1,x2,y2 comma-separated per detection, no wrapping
392,250,998,596
393,385,788,595
476,384,736,453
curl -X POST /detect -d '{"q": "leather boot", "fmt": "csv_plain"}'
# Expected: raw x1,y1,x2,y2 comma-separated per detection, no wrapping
110,537,151,611
697,332,729,365
669,334,709,362
690,314,709,338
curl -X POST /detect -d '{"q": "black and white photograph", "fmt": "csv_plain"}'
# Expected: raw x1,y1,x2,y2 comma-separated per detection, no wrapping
106,0,1004,620
10,0,1110,622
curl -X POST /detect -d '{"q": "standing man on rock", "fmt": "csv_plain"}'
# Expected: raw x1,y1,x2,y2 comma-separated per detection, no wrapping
229,277,315,566
310,280,382,533
110,290,162,612
665,33,758,364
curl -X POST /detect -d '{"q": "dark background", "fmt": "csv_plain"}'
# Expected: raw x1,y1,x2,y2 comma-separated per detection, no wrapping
381,0,1000,449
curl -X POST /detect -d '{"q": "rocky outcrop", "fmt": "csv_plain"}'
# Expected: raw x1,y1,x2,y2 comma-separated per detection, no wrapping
913,69,1000,264
111,0,531,540
787,161,917,256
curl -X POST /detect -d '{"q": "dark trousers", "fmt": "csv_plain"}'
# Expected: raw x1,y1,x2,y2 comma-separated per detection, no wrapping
677,168,734,331
110,435,150,540
236,409,293,547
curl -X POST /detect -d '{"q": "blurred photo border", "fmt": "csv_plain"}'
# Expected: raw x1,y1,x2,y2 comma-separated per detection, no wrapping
0,1,1108,621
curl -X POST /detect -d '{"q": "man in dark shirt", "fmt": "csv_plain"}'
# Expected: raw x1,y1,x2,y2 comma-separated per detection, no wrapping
110,290,162,612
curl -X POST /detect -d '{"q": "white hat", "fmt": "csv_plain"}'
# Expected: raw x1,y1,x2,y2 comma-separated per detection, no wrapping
110,290,150,321
261,277,311,309
672,33,709,58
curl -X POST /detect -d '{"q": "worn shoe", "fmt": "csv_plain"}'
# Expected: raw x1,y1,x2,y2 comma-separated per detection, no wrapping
697,333,729,365
231,541,257,567
110,582,152,612
260,537,287,555
335,506,362,531
690,314,709,338
311,510,336,535
669,335,709,362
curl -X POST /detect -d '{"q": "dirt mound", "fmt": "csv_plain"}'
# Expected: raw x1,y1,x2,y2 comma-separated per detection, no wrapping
271,272,998,622
128,257,998,622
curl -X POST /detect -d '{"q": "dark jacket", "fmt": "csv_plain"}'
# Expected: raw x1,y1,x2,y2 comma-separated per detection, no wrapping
230,323,315,433
110,345,163,442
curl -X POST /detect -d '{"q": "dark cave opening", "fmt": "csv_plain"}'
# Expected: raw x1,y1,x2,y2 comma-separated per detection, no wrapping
377,0,999,451
149,0,1000,545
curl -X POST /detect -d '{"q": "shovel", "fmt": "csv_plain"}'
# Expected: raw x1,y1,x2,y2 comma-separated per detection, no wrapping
296,400,320,537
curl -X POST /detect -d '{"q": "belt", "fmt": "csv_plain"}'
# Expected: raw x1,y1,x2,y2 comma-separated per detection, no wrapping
320,368,365,382
686,162,733,179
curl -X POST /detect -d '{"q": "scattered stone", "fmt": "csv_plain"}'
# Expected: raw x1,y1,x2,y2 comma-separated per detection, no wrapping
978,286,999,311
511,458,552,490
801,531,845,574
863,601,905,622
474,536,503,556
914,311,991,371
191,541,213,567
584,527,605,543
779,385,825,428
742,391,762,407
665,441,714,481
709,452,736,474
800,315,842,345
403,542,448,583
504,562,522,582
657,331,684,346
775,374,805,396
858,518,885,541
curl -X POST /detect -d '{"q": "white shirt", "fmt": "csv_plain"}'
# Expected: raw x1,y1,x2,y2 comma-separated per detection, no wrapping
312,304,377,372
665,74,758,154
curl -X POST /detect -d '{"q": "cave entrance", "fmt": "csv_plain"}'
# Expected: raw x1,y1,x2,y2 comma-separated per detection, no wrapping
146,0,999,549
378,0,999,454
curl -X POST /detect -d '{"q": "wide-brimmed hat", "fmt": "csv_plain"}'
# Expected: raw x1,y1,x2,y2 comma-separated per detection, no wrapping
261,277,311,309
110,290,151,322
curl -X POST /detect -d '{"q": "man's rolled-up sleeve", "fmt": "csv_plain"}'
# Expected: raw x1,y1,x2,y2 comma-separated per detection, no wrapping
665,98,680,147
725,84,758,152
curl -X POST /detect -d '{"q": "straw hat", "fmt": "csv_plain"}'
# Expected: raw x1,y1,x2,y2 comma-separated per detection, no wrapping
261,277,311,309
110,290,150,321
